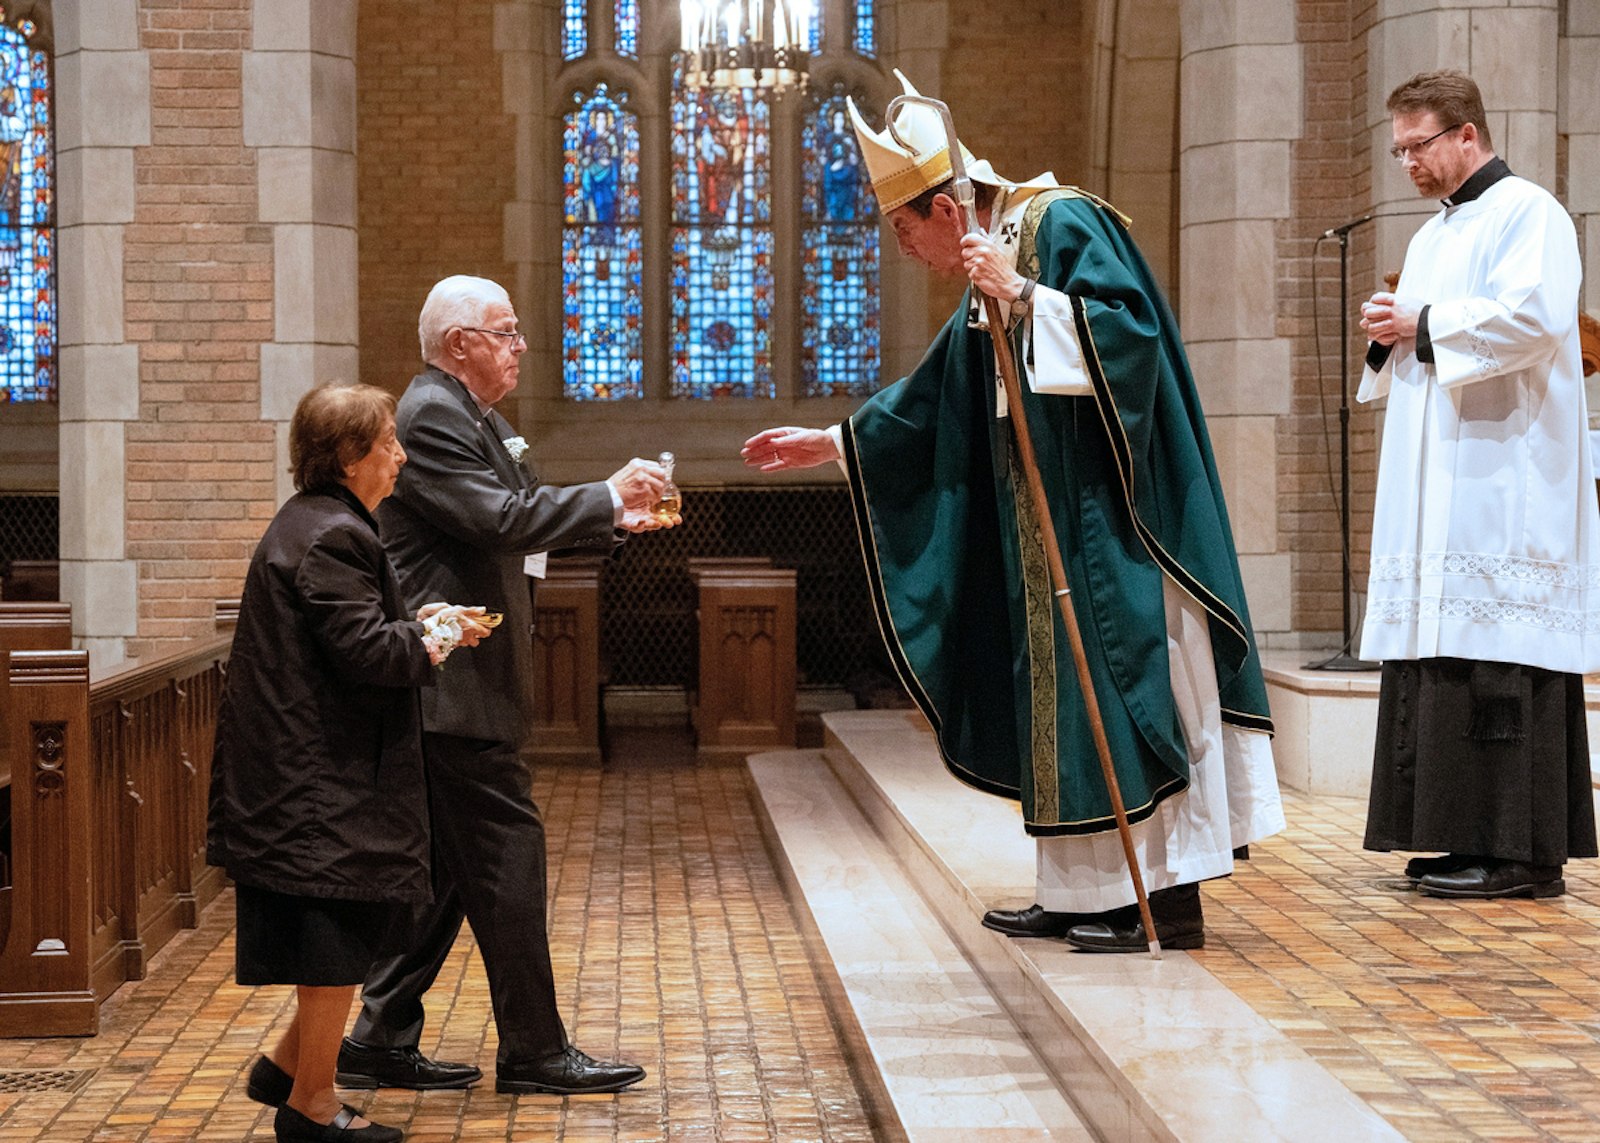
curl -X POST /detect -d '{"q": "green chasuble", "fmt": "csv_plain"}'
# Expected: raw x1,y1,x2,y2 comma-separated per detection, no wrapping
843,191,1273,837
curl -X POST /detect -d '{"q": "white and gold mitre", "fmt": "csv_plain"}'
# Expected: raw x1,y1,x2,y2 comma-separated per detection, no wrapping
847,69,993,213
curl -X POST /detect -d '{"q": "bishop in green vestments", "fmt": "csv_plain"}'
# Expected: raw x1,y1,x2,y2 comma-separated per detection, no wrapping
744,72,1283,952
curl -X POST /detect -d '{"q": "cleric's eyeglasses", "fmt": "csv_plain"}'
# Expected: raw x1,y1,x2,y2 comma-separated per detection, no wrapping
1389,123,1460,163
461,327,527,348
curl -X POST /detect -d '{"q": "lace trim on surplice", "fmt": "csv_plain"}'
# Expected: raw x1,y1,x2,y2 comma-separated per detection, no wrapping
1369,551,1600,592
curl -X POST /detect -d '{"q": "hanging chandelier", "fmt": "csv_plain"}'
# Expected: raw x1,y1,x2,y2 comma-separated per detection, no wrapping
680,0,813,95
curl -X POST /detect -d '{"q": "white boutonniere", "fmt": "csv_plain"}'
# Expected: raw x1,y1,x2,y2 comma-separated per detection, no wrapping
502,436,529,463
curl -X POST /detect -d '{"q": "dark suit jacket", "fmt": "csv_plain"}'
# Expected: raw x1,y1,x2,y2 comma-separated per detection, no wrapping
207,485,434,902
378,367,618,746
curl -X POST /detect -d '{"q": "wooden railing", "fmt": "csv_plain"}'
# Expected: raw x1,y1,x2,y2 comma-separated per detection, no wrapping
0,606,232,1036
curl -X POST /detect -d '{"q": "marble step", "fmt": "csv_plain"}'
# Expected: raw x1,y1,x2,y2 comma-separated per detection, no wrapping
811,709,1404,1143
748,749,1094,1141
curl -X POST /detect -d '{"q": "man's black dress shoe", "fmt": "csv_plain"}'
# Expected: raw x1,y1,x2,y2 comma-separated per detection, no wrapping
1403,853,1479,882
274,1102,402,1143
247,1054,293,1108
981,904,1095,938
496,1046,646,1095
335,1037,482,1091
1063,883,1205,953
1417,859,1564,899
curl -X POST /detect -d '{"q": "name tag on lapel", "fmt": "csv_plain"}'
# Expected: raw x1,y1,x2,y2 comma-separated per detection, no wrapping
523,553,548,579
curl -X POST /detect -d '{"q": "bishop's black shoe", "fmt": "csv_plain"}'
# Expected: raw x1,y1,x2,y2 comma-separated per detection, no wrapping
496,1046,646,1095
1063,883,1205,953
981,904,1096,939
335,1038,482,1091
1403,853,1479,882
1417,859,1564,899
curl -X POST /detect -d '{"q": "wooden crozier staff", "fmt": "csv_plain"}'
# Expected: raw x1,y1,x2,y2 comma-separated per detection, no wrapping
885,94,1161,958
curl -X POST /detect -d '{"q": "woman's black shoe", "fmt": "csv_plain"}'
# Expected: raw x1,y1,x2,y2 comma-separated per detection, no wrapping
274,1102,403,1142
247,1055,293,1108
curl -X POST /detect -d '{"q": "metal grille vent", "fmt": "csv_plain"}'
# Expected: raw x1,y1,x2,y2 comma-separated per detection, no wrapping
600,484,891,691
0,495,58,564
0,1068,95,1093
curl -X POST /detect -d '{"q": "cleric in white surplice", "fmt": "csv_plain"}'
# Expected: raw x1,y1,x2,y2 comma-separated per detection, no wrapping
1357,69,1599,900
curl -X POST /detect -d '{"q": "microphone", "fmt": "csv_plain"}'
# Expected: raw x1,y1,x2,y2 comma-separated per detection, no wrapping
1322,214,1375,239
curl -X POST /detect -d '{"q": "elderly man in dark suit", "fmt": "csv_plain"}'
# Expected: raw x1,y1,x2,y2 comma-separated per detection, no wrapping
337,275,671,1095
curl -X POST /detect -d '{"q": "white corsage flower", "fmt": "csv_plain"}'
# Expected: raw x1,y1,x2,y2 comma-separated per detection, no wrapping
502,436,529,463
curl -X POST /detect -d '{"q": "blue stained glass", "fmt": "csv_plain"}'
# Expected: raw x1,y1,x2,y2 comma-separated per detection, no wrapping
563,86,643,400
0,23,53,403
853,0,875,57
614,0,638,58
562,0,587,60
800,90,879,397
805,3,821,51
670,69,774,399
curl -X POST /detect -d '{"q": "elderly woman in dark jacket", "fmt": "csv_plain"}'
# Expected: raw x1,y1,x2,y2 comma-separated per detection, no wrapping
208,383,491,1143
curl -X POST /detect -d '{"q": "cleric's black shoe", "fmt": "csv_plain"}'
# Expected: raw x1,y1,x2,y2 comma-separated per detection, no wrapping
335,1038,481,1091
496,1046,646,1095
1403,853,1479,882
1063,883,1205,953
1417,859,1564,899
246,1054,293,1108
274,1102,402,1143
981,904,1095,938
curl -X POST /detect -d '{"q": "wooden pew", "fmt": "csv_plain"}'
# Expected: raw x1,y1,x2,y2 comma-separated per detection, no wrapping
0,617,231,1037
689,560,797,756
529,559,605,764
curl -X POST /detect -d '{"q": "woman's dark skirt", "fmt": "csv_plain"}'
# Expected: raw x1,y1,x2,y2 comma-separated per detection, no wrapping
234,883,398,987
1365,656,1598,866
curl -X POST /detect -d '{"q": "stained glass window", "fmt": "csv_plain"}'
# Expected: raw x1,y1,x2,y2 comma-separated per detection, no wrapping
800,89,879,397
669,69,773,399
0,21,52,403
563,85,643,400
805,3,821,50
614,0,638,58
562,0,587,60
853,0,875,57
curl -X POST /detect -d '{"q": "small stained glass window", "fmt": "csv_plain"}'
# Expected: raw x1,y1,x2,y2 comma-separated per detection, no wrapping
562,0,587,60
614,0,639,58
0,22,53,404
563,85,643,400
853,0,875,58
805,2,821,51
800,89,879,397
669,65,773,399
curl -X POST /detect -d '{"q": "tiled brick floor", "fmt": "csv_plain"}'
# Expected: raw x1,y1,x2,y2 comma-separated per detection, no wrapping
10,728,1600,1141
0,729,874,1142
1198,789,1600,1142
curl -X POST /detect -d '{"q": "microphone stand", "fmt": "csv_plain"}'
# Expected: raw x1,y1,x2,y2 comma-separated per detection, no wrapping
1307,214,1380,672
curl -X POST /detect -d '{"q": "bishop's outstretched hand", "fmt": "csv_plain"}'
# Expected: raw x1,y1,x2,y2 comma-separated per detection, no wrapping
741,427,839,472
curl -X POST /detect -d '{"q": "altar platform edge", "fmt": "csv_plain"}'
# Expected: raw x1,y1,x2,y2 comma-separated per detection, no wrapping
747,709,1402,1143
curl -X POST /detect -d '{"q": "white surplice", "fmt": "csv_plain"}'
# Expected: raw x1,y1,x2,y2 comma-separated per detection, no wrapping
1357,174,1600,674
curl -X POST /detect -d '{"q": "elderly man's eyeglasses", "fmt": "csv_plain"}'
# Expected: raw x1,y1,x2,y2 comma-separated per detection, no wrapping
461,327,527,348
1389,123,1460,163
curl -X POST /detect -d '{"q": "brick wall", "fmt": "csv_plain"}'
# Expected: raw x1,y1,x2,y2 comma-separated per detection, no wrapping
123,0,275,656
1280,0,1379,637
356,0,518,396
926,0,1088,327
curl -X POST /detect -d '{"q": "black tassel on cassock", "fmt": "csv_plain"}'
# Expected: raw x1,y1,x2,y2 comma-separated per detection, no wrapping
1464,661,1526,744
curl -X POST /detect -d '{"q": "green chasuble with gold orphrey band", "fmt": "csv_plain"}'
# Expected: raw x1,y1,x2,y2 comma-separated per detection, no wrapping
842,191,1273,837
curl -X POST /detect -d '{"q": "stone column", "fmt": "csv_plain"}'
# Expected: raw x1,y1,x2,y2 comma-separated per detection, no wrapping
244,0,359,506
1563,3,1600,318
1177,0,1302,633
53,0,149,669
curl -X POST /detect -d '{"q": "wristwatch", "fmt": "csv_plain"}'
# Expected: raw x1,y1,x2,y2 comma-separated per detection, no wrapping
1009,277,1037,323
